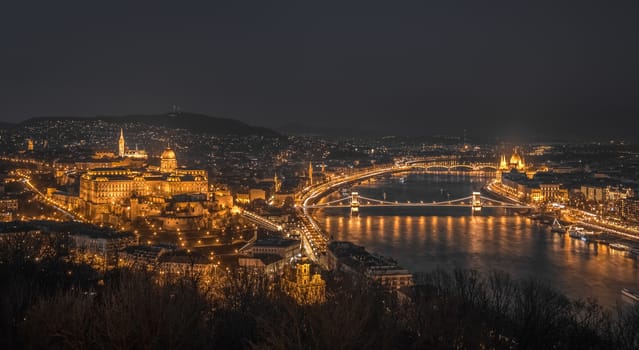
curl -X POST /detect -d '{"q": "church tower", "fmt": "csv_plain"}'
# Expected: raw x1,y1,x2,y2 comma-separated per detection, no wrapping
274,172,281,192
118,128,125,157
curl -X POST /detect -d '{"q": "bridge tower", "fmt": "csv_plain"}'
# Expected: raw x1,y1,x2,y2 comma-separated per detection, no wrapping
472,191,482,212
350,191,360,216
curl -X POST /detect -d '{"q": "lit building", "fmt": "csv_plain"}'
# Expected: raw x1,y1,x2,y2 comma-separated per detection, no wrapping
249,188,266,202
500,170,568,203
327,241,413,290
365,265,414,290
119,245,171,270
78,133,208,222
70,230,137,270
581,185,607,203
160,146,177,173
79,167,208,221
158,194,208,230
621,197,639,223
0,198,18,212
157,251,214,279
607,186,635,201
89,129,147,162
245,237,300,259
239,254,287,275
499,147,526,172
281,259,326,304
0,221,136,269
580,184,633,203
116,128,148,159
235,193,250,204
540,183,569,203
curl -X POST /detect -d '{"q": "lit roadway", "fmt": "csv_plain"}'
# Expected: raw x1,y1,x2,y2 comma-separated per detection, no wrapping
565,208,639,242
15,171,85,223
3,155,84,222
297,164,411,262
237,208,283,232
486,179,639,241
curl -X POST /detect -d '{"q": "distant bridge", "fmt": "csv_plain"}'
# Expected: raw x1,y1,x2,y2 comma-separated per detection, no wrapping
304,191,531,215
404,158,499,172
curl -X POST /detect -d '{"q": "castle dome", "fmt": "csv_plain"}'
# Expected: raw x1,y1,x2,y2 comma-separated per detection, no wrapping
161,147,176,160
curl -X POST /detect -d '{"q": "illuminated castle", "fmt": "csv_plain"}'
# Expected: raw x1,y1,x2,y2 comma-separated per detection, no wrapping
78,133,208,222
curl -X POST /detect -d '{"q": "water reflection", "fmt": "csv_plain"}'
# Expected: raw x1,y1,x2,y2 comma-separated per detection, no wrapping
316,173,639,309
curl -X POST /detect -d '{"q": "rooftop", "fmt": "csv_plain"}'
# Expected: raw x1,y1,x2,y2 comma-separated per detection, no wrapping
253,237,300,248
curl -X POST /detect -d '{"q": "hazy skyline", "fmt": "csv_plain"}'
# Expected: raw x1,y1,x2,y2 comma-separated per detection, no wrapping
2,1,639,139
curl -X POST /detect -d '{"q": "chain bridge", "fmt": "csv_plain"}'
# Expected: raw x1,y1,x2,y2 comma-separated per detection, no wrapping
304,191,531,215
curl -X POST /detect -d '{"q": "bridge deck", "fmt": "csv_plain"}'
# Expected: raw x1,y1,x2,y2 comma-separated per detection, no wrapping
305,204,531,209
304,194,531,210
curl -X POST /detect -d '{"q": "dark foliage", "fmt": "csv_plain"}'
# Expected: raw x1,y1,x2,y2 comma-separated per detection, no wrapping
1,243,638,349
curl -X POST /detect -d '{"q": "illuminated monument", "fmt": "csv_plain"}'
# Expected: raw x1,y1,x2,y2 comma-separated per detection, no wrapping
115,128,148,160
497,146,540,181
78,133,208,222
499,146,526,172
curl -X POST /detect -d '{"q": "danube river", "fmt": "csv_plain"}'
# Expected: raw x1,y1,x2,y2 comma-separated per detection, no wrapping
315,173,639,309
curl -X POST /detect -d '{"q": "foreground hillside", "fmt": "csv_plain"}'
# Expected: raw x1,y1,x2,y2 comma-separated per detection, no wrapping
1,242,638,349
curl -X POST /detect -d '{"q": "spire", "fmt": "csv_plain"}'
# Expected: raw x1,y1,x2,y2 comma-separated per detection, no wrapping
499,154,508,170
274,172,281,192
118,128,125,157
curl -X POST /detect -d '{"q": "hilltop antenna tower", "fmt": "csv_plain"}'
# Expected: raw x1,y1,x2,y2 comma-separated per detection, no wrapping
171,104,182,116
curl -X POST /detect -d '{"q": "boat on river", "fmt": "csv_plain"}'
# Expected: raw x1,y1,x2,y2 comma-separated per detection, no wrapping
621,288,639,302
568,226,594,240
568,226,584,238
610,243,629,251
551,218,565,233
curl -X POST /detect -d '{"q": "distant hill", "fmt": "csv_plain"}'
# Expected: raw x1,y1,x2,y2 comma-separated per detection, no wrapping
19,113,281,137
277,122,384,137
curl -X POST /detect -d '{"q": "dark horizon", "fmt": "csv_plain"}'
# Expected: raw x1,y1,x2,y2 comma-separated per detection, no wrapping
2,1,639,139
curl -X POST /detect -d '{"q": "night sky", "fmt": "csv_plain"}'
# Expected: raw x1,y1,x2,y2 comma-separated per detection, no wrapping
2,1,638,139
